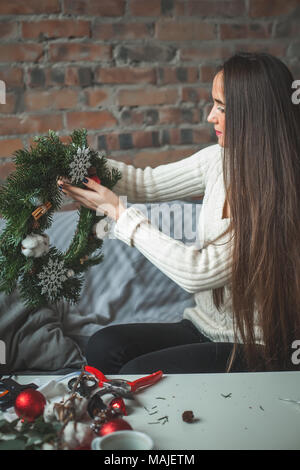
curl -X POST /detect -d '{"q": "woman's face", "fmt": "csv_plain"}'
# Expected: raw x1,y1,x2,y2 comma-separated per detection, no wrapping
207,71,225,147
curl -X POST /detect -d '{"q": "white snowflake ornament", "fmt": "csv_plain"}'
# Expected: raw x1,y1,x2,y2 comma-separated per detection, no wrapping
37,257,68,301
69,146,92,184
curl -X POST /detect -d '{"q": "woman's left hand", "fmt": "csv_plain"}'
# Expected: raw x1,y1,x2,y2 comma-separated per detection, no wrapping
57,177,126,221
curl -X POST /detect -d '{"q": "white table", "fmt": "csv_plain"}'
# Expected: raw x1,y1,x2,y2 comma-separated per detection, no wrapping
10,371,300,450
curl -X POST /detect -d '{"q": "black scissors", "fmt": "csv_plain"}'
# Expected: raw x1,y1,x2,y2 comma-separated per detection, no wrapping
0,376,38,411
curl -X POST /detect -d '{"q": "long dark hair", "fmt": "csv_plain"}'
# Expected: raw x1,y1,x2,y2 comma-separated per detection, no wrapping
213,52,300,371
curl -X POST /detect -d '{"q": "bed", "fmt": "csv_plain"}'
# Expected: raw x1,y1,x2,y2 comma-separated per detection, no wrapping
0,200,201,375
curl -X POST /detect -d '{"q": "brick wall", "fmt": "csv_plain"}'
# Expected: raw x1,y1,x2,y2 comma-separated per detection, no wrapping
0,0,299,182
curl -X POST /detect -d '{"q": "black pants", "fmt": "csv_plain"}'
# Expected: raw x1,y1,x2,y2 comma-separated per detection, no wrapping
85,320,249,374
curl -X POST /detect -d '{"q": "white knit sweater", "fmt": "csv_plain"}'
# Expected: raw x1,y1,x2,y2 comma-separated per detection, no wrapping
108,143,261,344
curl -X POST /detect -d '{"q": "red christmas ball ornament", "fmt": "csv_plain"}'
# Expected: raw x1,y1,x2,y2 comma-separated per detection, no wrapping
90,176,101,185
14,388,46,422
99,418,132,437
108,397,127,416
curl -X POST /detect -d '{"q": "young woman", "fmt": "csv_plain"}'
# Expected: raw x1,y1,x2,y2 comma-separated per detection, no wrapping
59,52,300,374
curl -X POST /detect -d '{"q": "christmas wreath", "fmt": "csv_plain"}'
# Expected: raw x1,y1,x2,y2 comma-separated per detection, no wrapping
0,129,121,308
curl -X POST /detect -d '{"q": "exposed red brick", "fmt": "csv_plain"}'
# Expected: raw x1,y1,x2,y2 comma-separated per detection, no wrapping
0,68,24,87
132,130,156,148
49,43,111,62
174,1,185,16
65,68,81,86
120,109,145,126
181,45,233,61
0,114,63,136
159,107,199,124
105,133,120,151
22,20,90,40
158,67,198,84
274,19,300,38
0,44,44,63
155,21,215,41
95,67,156,84
0,139,23,158
93,22,151,40
220,23,272,40
200,65,221,83
250,0,300,17
166,128,181,145
235,43,287,57
130,0,161,16
117,88,178,106
85,88,111,107
0,162,16,183
0,0,60,15
182,87,210,103
24,89,78,111
66,111,117,130
0,93,17,114
193,127,213,143
0,22,18,39
64,0,125,16
116,43,176,63
186,0,246,17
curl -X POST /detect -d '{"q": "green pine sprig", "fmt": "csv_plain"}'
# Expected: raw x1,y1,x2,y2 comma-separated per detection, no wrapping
0,128,121,308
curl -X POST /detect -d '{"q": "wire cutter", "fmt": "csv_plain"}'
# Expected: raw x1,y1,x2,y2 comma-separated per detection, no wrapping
84,366,163,399
67,374,98,398
0,377,38,411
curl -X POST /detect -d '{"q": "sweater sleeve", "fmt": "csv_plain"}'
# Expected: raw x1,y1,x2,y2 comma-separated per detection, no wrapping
113,206,232,294
107,144,221,203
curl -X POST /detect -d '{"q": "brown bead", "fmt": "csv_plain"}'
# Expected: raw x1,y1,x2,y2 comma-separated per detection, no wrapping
182,410,194,423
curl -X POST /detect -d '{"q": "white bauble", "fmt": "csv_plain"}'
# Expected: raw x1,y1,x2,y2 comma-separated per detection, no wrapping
21,233,50,258
62,421,94,449
22,234,39,249
21,247,34,257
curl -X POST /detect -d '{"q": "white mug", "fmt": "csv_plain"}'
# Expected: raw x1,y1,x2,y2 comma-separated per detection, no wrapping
91,430,154,451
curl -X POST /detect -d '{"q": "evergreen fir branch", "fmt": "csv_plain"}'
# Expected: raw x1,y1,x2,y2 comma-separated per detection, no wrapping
0,128,121,307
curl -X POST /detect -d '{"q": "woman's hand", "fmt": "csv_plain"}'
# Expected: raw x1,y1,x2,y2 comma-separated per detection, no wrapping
57,177,126,221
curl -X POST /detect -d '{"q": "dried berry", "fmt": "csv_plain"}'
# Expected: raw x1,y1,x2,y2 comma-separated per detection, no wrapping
182,410,194,423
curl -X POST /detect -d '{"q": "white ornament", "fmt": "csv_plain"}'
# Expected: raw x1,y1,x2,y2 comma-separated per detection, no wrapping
43,392,88,423
43,402,57,423
69,146,92,184
21,233,50,258
37,257,68,300
62,421,94,450
67,269,75,278
42,443,55,450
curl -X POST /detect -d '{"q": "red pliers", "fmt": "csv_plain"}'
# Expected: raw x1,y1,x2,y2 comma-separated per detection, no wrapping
84,365,163,398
